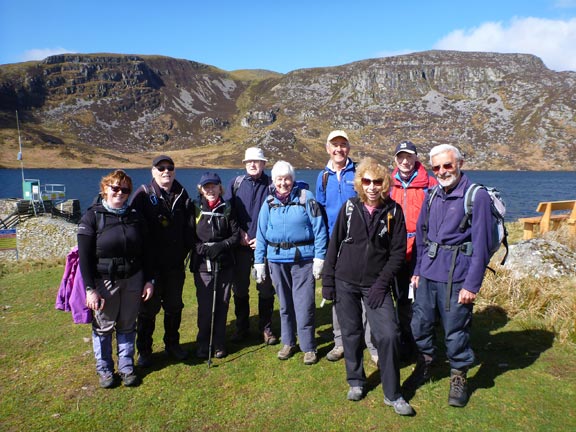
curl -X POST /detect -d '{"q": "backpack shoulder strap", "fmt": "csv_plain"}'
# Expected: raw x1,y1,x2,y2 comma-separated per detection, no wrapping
459,183,483,232
321,170,330,191
232,175,245,197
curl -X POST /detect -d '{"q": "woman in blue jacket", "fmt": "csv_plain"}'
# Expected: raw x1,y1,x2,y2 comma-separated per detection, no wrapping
254,161,328,365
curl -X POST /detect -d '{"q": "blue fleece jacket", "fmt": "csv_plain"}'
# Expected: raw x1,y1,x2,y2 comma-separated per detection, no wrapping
255,185,328,264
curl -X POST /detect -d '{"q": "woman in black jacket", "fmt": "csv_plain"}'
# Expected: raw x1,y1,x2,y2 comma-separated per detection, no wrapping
321,157,414,416
191,172,240,360
78,170,154,388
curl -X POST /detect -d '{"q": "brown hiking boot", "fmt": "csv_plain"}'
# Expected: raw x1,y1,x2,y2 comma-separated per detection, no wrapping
263,329,279,345
448,369,469,407
403,354,432,390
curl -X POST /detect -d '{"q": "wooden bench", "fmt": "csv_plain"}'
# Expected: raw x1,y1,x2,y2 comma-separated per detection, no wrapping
518,200,576,240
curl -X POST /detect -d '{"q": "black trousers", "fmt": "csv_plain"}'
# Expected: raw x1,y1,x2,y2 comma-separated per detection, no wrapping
335,279,402,401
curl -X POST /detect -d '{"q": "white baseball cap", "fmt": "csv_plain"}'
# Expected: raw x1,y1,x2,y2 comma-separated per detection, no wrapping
326,130,349,144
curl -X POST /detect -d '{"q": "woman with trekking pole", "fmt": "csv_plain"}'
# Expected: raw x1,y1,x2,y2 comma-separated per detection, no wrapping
321,157,415,416
254,160,328,365
78,169,155,388
190,172,239,361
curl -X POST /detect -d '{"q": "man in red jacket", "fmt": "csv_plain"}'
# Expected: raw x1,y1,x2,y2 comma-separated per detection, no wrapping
390,141,437,361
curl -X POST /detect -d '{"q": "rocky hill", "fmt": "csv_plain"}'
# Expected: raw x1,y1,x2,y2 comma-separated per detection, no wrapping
1,50,574,170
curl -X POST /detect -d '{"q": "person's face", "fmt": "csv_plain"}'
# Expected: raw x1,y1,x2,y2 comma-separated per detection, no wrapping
360,172,384,205
326,137,350,167
274,175,294,195
152,162,175,191
431,151,463,190
245,160,265,178
104,180,131,208
395,152,417,175
201,182,221,201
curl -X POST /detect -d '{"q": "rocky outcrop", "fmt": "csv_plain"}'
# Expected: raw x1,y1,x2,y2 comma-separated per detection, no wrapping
503,238,576,279
1,50,574,170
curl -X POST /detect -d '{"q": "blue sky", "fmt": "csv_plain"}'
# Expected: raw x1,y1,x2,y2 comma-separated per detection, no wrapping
1,0,576,72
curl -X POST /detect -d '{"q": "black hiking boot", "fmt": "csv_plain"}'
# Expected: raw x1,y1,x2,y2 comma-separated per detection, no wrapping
403,354,432,390
448,369,469,407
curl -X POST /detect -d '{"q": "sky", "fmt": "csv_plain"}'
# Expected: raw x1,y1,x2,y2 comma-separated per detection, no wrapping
1,0,576,73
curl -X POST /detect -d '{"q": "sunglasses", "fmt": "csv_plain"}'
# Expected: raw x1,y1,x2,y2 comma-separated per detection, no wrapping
431,162,455,172
109,185,131,194
361,178,384,186
156,165,175,172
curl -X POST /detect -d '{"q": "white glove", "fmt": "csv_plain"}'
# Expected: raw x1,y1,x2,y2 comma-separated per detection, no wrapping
313,258,324,280
253,263,266,284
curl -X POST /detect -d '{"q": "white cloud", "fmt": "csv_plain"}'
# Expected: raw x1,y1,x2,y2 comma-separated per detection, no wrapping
20,48,73,62
433,17,576,71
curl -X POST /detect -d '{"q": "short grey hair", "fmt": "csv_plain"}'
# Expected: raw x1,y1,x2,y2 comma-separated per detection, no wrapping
271,160,295,182
429,144,463,164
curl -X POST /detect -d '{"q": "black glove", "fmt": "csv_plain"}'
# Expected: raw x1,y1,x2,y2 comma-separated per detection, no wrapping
206,241,227,260
322,284,335,301
367,283,387,309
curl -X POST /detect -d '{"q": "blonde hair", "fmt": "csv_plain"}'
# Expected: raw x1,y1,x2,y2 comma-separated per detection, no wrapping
354,157,391,203
99,170,132,198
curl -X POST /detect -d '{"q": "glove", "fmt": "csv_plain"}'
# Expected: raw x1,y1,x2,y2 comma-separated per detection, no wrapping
206,241,227,260
253,263,266,284
367,283,387,309
322,284,335,301
313,258,324,280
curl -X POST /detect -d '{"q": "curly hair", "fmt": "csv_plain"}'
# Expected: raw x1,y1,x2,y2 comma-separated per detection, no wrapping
353,157,392,203
99,169,133,198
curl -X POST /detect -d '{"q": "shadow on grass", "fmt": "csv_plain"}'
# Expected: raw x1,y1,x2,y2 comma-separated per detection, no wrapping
400,304,555,401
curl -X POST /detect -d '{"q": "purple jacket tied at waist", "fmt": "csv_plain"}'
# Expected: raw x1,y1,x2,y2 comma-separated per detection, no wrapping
413,173,493,293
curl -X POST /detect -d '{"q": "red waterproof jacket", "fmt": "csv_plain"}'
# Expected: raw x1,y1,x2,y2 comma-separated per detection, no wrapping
390,161,437,262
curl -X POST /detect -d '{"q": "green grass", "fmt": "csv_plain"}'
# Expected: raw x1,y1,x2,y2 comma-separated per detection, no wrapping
1,264,575,431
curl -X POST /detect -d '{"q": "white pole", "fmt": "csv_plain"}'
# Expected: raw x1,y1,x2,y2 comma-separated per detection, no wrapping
16,110,25,187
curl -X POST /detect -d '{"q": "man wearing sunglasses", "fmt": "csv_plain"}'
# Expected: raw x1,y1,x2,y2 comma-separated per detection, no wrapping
390,141,437,362
405,144,493,408
315,130,378,364
130,155,195,368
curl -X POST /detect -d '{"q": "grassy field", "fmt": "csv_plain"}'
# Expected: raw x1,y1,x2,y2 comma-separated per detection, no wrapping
1,231,575,431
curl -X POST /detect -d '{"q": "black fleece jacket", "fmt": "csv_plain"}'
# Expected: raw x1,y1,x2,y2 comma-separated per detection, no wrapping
322,196,406,291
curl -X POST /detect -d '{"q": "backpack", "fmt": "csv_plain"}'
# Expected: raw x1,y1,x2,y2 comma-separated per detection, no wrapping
319,162,357,191
426,183,509,266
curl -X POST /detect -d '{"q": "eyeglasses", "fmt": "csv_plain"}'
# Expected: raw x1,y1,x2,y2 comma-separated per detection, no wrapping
431,162,455,172
156,165,174,172
109,185,131,194
361,178,384,186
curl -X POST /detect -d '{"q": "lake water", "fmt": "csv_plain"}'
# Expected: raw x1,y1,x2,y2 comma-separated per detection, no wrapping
0,168,574,221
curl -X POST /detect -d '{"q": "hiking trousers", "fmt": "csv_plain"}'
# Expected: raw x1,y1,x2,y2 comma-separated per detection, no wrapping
335,279,402,402
411,277,475,370
269,260,316,352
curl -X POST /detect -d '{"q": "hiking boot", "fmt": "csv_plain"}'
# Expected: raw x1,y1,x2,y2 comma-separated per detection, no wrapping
448,369,469,407
120,372,139,387
231,330,250,342
214,348,227,359
347,386,364,401
98,373,115,389
263,329,279,345
165,344,188,361
403,355,432,390
196,345,209,359
326,345,344,362
303,351,317,365
137,352,152,368
384,396,416,416
277,345,297,360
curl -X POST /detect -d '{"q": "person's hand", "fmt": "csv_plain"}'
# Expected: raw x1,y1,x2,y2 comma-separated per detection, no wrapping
142,282,154,302
367,284,387,309
86,289,104,311
253,263,266,284
322,284,335,301
313,258,324,280
247,238,257,250
458,288,477,304
411,275,420,289
206,241,227,260
239,229,251,247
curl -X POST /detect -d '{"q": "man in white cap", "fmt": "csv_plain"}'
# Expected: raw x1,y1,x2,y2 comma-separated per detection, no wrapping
224,147,278,345
316,131,378,364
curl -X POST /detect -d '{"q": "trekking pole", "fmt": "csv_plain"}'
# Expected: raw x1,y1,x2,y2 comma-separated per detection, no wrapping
207,259,219,368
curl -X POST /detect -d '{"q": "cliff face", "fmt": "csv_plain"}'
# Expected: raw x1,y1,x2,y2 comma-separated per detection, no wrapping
1,50,574,170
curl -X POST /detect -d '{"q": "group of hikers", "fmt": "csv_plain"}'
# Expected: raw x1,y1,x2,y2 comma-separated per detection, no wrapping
77,130,495,416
